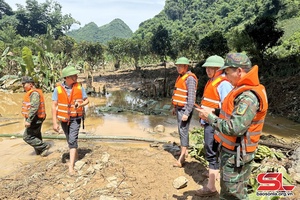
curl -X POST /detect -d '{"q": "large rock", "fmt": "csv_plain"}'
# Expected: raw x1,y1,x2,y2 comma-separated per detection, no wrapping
154,125,165,133
173,176,188,189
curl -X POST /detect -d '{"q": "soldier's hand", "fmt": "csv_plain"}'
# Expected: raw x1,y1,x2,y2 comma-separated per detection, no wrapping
197,107,214,121
53,124,60,132
182,114,188,121
25,121,31,128
172,108,176,116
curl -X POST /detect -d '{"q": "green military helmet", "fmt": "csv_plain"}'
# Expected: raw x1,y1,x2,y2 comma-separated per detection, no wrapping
175,57,190,65
62,66,80,78
219,53,252,71
202,55,224,68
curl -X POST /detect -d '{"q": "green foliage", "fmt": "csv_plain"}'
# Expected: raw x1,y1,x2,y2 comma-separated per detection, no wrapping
133,0,299,64
188,127,208,166
74,41,104,68
278,17,300,41
226,28,256,53
278,0,300,19
106,38,128,70
0,46,9,73
270,30,300,62
66,19,133,44
254,145,282,160
21,46,34,75
198,31,229,58
12,0,78,38
0,25,19,49
125,38,144,68
150,25,172,61
0,0,13,18
245,16,284,55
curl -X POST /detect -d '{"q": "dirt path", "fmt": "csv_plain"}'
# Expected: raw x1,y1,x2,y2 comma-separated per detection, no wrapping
0,137,218,200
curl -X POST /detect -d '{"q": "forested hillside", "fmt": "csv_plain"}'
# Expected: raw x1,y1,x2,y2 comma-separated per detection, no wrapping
135,0,300,62
66,19,133,43
137,0,300,37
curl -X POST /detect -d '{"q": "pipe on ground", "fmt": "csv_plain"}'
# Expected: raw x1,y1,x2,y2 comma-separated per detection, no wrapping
0,134,169,144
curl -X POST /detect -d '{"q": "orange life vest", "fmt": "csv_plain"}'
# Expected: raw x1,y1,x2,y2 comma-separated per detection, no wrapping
201,71,229,109
56,83,84,122
172,72,198,107
22,89,46,119
214,65,268,155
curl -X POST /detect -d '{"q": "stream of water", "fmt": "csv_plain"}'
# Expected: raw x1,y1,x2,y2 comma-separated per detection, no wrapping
0,91,299,141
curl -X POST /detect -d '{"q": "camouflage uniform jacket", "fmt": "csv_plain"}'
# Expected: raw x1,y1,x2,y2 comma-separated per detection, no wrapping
26,91,42,124
207,90,259,138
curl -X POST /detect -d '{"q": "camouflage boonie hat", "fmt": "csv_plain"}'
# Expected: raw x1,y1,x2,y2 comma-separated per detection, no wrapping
21,76,34,84
219,53,252,71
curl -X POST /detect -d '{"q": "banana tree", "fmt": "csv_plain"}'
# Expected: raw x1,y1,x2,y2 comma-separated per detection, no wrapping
21,46,62,92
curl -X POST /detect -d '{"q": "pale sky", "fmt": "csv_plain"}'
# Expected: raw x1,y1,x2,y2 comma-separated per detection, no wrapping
8,0,165,32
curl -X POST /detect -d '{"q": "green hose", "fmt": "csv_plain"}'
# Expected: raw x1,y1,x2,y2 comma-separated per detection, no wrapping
0,134,169,144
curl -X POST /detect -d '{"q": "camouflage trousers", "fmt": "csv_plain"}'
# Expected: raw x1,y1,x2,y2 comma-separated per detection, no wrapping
23,117,47,155
219,149,255,200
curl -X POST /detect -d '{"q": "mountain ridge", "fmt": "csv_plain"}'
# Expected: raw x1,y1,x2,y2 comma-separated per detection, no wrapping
66,18,133,44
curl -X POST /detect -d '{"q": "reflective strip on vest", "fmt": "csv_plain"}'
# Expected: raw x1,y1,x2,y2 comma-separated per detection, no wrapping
173,93,188,98
57,109,80,114
201,72,228,109
215,131,239,146
176,88,187,93
200,105,211,109
173,99,187,105
251,119,265,124
202,97,221,106
57,103,70,107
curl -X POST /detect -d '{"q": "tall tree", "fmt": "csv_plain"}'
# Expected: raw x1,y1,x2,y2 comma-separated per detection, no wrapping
106,38,128,70
150,25,171,61
14,0,78,38
244,15,284,64
198,31,229,58
0,0,13,19
150,24,172,97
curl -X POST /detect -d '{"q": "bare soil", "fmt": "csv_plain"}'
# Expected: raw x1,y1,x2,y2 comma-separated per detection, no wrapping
0,138,218,200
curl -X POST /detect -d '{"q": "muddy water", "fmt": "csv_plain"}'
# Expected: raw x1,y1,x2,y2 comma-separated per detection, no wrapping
0,91,299,140
0,92,182,142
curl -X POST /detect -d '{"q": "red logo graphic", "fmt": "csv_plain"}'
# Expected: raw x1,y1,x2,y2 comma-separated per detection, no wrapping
257,172,295,191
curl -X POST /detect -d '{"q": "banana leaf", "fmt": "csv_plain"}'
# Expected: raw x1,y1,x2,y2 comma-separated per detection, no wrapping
22,47,34,75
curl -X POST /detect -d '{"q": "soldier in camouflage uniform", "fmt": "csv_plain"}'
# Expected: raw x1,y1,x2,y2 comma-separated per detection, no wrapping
197,53,268,199
21,76,50,157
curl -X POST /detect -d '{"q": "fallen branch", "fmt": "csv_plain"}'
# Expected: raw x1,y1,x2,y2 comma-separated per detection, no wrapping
259,140,296,150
